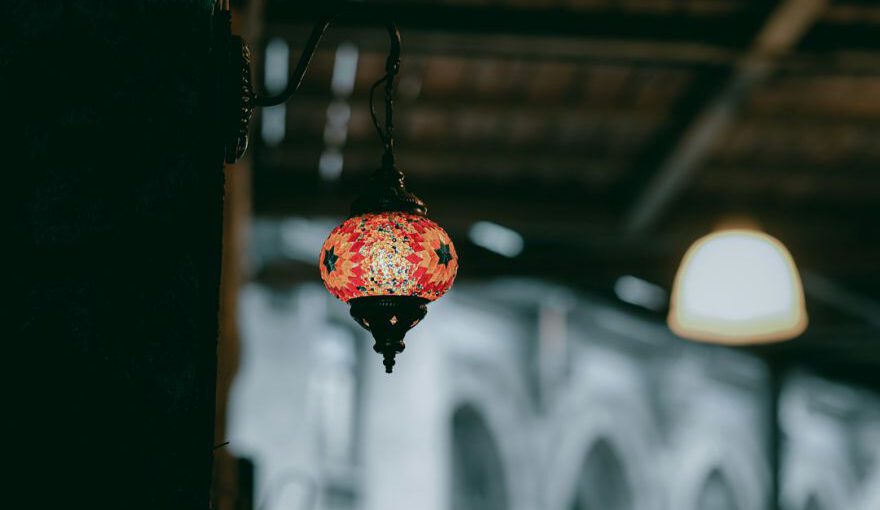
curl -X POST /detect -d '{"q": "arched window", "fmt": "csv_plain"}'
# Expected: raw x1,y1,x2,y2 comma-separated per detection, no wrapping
451,405,508,510
570,439,633,510
696,469,740,510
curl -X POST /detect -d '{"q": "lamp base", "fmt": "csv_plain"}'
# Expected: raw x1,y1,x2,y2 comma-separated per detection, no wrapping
349,296,429,373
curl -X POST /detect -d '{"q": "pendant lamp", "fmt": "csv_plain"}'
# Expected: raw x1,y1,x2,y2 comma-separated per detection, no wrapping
314,23,457,373
217,7,458,372
668,229,807,344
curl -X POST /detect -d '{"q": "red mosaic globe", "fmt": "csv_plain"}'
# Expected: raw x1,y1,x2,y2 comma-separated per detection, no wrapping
319,212,458,303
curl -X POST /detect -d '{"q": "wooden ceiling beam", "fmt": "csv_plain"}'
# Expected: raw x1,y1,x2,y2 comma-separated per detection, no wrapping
263,27,737,67
799,17,880,52
264,1,758,49
264,2,880,63
261,144,623,182
621,0,829,235
279,95,672,124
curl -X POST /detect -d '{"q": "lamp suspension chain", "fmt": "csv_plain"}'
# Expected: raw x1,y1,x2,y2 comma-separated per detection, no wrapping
369,24,401,169
383,48,399,164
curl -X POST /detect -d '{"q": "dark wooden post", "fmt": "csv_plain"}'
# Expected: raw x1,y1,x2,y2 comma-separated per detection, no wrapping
6,1,226,508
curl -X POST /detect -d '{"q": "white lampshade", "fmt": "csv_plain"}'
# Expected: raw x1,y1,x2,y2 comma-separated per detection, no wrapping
668,229,808,344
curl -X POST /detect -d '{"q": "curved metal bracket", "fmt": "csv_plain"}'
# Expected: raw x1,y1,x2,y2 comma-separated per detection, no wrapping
252,19,400,108
221,12,402,165
216,6,420,221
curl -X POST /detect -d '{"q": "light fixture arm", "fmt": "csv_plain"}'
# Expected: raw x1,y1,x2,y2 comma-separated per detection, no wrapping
216,3,404,164
248,17,402,167
251,19,401,113
252,19,331,108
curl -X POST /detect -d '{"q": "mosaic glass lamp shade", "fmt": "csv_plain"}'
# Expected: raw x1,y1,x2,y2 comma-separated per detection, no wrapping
319,163,457,373
320,213,457,303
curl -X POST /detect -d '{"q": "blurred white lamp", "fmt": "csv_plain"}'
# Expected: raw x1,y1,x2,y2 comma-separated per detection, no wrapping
668,229,808,344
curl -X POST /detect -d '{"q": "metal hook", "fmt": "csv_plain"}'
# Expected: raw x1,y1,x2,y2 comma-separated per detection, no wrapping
253,19,401,109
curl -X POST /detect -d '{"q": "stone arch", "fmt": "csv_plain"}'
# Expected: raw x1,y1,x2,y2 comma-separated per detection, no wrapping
446,352,535,510
783,448,853,510
668,432,766,510
695,468,741,510
569,438,633,510
450,404,508,510
543,367,659,510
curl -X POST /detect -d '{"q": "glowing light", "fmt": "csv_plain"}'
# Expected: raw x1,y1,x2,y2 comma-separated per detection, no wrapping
614,275,667,311
261,38,290,147
323,101,352,146
668,229,807,344
264,38,290,93
319,150,344,180
468,221,524,257
330,43,359,96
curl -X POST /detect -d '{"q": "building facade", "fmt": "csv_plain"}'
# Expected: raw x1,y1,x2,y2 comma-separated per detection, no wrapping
228,280,880,510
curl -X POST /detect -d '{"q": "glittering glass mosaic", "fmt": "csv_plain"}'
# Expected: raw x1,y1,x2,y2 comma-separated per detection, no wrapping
319,212,458,302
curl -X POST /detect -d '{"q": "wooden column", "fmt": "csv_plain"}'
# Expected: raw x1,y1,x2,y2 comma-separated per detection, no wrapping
6,1,226,508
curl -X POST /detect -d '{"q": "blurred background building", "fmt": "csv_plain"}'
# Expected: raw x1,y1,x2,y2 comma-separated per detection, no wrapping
216,1,880,509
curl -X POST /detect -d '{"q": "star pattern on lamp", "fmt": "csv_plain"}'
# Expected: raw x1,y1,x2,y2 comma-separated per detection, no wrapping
323,247,338,273
435,242,453,266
